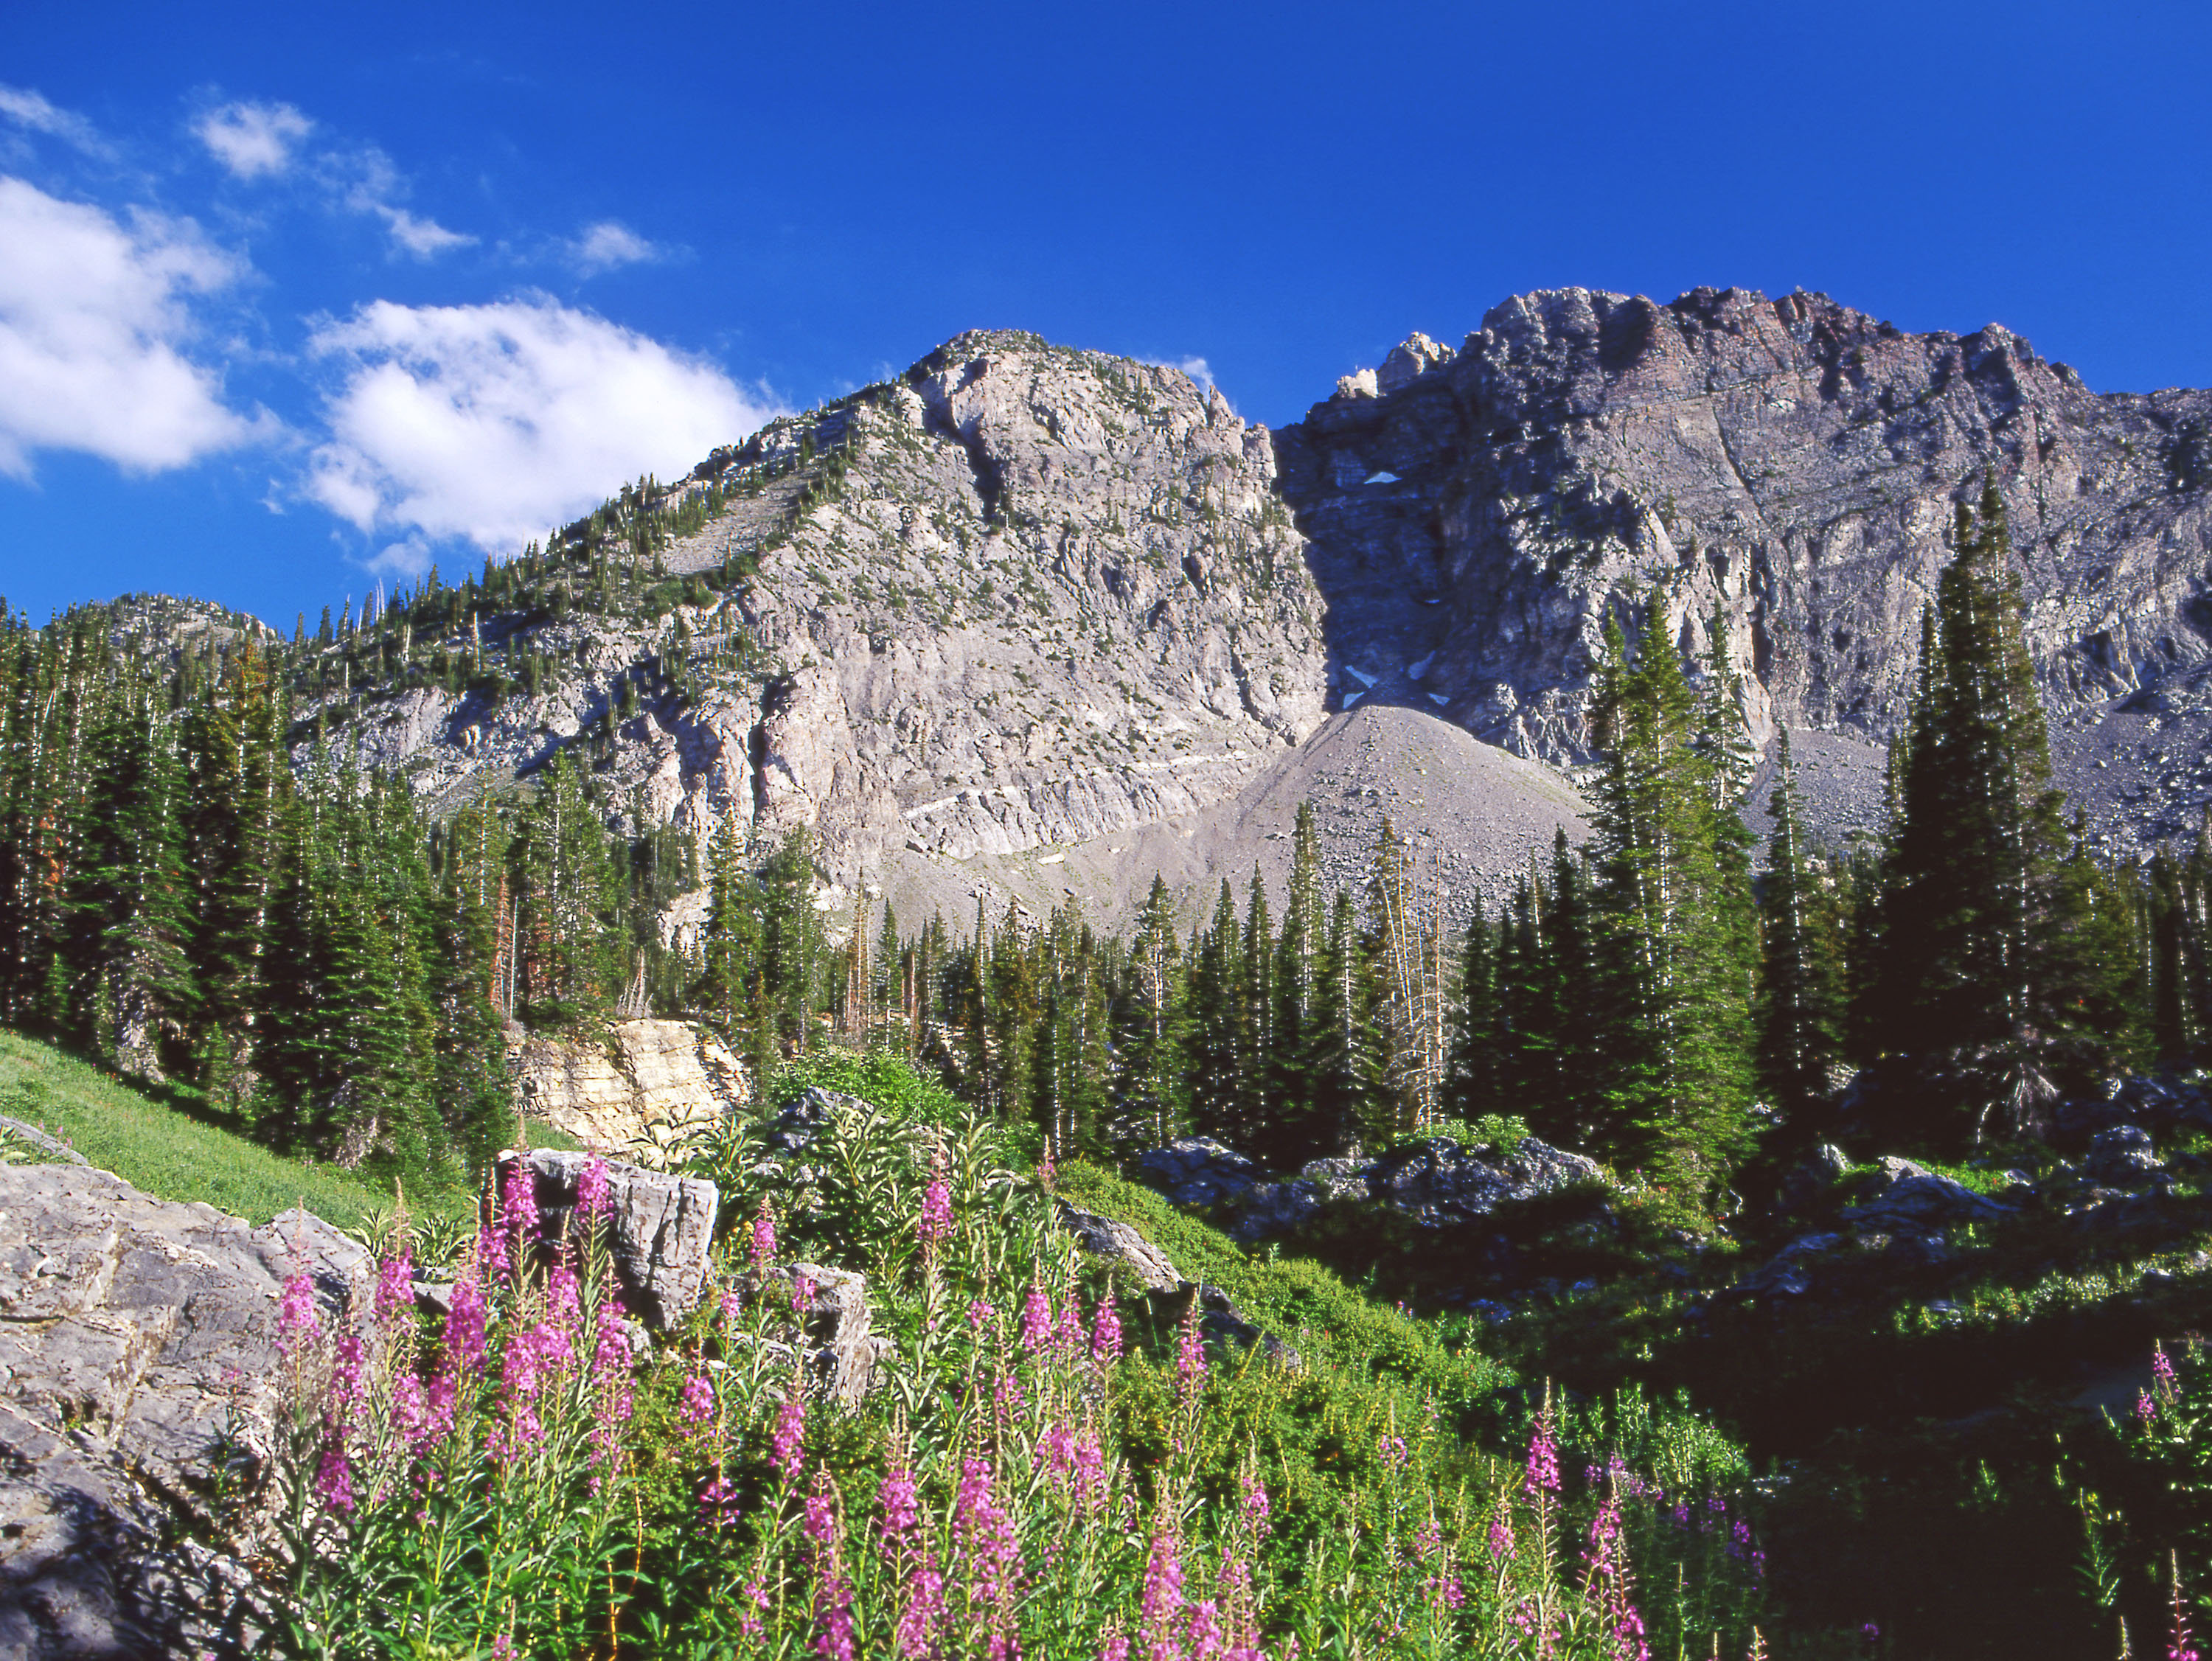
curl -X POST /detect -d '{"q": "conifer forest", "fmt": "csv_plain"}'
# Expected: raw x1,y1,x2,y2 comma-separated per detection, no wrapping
0,481,2189,1195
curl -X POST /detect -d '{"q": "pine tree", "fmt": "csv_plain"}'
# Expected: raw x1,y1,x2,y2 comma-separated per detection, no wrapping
1755,731,1846,1129
1123,874,1187,1142
1585,599,1758,1198
1868,478,2099,1147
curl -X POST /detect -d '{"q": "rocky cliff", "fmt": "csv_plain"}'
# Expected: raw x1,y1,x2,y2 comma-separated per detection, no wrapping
1279,288,2212,852
288,290,2212,937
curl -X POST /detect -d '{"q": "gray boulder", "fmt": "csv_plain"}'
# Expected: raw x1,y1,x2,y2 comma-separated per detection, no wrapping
1360,1135,1604,1230
726,1263,888,1406
1225,1180,1325,1242
0,1164,364,1659
1134,1138,1263,1208
2086,1124,2168,1189
1054,1200,1181,1292
1299,1157,1370,1202
500,1148,718,1329
1841,1159,2013,1234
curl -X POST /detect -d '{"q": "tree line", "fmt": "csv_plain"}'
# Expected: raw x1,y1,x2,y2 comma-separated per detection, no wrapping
6,479,2211,1206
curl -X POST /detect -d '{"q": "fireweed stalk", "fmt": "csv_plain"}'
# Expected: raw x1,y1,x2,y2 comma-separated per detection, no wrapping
251,1101,1757,1658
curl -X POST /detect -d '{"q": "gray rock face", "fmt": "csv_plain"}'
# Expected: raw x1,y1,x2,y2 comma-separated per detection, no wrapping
2086,1124,2167,1188
727,1264,888,1407
1277,287,2212,853
1359,1135,1605,1230
248,289,2212,947
501,1149,718,1329
1134,1138,1264,1208
1053,1200,1182,1293
1210,1134,1606,1242
0,1166,366,1660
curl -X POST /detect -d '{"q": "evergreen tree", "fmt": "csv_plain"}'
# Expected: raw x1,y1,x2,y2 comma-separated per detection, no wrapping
1122,874,1187,1142
1585,599,1758,1198
1868,478,2106,1147
1755,731,1846,1129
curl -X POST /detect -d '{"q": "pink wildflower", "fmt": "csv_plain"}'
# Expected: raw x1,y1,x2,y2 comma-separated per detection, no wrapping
750,1198,777,1268
953,1455,1022,1621
372,1248,414,1329
1021,1284,1054,1353
773,1390,807,1480
590,1299,633,1467
577,1156,611,1226
1074,1430,1107,1511
276,1270,320,1358
1100,1634,1131,1661
919,1153,953,1249
879,1465,922,1541
1175,1305,1207,1401
1044,1422,1077,1481
967,1297,996,1334
805,1481,841,1548
894,1556,945,1657
1583,1494,1651,1661
1239,1474,1270,1539
1091,1298,1124,1365
1141,1526,1187,1660
1186,1599,1222,1661
1523,1407,1560,1500
314,1436,355,1514
328,1331,365,1421
678,1371,715,1437
1488,1504,1517,1563
546,1252,582,1337
501,1161,539,1272
700,1473,742,1528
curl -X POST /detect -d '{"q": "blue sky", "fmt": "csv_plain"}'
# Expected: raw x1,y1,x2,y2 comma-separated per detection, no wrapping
5,0,2212,628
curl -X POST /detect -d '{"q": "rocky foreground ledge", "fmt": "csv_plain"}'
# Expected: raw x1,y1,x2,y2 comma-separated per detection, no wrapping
0,1153,724,1660
0,1164,369,1659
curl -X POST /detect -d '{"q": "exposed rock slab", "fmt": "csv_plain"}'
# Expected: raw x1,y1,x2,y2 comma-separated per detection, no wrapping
0,1165,364,1660
511,1019,747,1151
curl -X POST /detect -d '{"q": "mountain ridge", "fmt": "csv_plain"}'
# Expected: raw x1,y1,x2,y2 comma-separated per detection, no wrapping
85,288,2212,929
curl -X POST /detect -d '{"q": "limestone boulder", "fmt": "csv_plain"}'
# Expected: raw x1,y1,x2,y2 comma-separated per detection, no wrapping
500,1149,719,1329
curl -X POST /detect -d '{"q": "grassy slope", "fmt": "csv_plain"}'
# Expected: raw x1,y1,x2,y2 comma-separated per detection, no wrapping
0,1027,411,1230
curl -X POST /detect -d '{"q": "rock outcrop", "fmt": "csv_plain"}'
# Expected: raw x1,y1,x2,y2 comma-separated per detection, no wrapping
1129,1132,1610,1244
0,1166,367,1660
265,289,2212,940
511,1018,747,1151
1277,287,2212,854
498,1148,719,1329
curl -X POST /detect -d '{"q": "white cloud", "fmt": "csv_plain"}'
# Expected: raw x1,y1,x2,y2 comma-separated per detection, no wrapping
0,84,111,156
327,148,473,260
306,295,779,553
195,100,313,180
0,176,254,478
1172,355,1214,389
366,534,433,579
569,220,659,276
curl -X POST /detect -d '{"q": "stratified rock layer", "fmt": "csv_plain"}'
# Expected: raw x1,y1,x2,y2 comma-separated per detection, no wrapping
511,1019,747,1151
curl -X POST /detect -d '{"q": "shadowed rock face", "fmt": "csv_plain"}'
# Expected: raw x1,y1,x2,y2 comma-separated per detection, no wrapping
1276,287,2212,814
